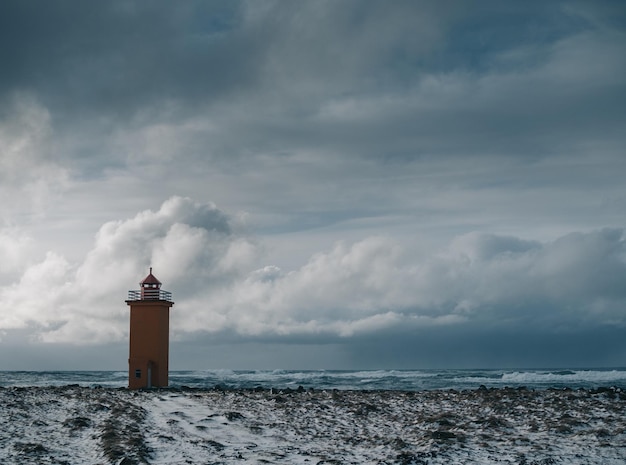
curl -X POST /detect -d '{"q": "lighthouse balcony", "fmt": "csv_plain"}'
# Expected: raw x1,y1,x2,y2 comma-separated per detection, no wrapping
127,289,173,302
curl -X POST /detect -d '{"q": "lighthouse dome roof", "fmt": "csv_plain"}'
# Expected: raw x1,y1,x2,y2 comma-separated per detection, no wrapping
140,267,162,285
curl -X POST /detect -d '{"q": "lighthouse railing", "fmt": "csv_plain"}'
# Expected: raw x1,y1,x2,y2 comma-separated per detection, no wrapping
127,289,173,302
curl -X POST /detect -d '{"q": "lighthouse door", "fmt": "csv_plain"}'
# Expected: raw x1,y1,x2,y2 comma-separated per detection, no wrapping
147,362,153,389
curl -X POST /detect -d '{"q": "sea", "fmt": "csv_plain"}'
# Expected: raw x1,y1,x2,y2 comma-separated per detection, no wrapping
1,368,626,391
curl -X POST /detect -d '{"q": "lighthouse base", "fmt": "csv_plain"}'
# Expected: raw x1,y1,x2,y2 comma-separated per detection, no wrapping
129,358,167,389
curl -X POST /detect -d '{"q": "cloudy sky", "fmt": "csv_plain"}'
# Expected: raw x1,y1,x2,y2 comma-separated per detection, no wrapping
1,1,625,371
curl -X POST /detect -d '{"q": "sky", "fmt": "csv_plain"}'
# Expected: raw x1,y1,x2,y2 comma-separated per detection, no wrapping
0,0,625,371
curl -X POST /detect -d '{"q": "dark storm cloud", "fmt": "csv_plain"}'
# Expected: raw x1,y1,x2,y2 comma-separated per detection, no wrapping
0,0,623,192
0,1,257,118
3,1,623,135
182,1,626,167
346,325,626,369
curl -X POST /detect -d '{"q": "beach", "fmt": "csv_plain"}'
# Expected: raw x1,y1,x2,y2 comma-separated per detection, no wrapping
1,385,625,464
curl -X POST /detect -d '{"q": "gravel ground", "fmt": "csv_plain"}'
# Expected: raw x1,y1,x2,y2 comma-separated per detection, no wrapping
1,385,625,464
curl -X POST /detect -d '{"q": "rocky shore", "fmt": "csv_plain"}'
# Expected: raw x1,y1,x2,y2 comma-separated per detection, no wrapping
1,385,625,464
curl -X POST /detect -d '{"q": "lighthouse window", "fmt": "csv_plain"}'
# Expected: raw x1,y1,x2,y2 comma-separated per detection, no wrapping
135,369,142,379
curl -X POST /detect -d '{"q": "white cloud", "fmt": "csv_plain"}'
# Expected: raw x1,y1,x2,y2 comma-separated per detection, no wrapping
0,251,72,331
0,195,624,349
0,93,69,221
0,227,34,282
0,197,256,344
174,227,626,339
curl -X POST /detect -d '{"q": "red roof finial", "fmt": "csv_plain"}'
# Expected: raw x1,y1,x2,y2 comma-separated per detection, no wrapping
141,267,162,286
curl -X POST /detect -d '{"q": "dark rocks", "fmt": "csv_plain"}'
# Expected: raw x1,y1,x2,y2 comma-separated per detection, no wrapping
89,402,111,412
390,437,409,449
225,411,245,421
249,425,264,435
14,442,48,454
354,402,378,416
205,439,226,450
430,430,457,440
397,451,434,465
478,415,511,428
63,416,92,430
99,399,152,464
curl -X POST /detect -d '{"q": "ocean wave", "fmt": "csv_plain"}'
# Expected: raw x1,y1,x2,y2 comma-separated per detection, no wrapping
501,369,626,384
2,368,626,390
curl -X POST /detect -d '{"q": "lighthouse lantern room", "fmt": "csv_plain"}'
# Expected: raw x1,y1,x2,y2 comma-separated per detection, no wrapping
126,268,174,389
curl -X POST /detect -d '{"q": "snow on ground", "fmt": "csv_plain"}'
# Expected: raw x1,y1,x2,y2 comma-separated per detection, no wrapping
0,385,625,464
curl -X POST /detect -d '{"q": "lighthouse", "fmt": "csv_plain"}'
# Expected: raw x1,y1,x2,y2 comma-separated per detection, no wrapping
126,268,174,389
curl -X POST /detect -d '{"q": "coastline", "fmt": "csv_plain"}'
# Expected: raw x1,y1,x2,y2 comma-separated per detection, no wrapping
1,385,625,464
3,368,626,391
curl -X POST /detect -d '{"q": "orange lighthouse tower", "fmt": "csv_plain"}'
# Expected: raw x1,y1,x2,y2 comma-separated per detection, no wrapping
126,268,174,389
